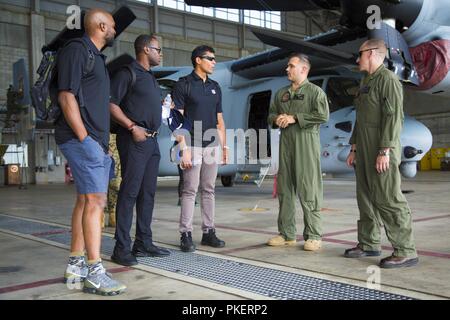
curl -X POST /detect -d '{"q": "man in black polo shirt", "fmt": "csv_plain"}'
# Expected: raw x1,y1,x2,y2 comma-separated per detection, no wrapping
56,8,126,295
109,34,170,266
173,45,228,252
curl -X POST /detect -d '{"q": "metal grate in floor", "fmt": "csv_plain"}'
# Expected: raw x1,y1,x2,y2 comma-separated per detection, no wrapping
0,215,414,300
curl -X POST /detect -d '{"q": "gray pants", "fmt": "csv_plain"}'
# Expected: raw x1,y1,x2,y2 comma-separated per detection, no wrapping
179,147,219,233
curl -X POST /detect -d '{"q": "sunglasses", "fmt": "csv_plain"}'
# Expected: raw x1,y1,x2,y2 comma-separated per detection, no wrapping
358,47,378,57
200,55,216,61
148,46,162,54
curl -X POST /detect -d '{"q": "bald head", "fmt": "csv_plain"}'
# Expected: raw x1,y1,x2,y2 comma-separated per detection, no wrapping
357,38,388,74
361,39,387,60
84,9,114,35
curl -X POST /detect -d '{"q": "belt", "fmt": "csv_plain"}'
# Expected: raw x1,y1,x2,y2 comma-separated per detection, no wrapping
145,129,158,138
132,125,158,138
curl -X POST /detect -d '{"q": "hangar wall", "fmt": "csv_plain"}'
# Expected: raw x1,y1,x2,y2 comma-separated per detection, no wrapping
404,89,450,148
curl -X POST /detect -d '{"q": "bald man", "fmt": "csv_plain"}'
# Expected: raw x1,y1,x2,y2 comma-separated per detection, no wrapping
56,8,126,295
344,39,418,268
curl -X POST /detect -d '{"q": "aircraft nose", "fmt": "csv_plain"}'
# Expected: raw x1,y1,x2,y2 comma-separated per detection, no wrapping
401,116,433,162
399,117,432,178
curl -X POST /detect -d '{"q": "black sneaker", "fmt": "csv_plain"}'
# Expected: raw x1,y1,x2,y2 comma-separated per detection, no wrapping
344,246,381,258
111,247,138,266
180,232,196,252
201,229,225,248
132,242,171,257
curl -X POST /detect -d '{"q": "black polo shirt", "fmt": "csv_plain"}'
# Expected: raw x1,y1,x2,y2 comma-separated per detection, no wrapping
110,60,162,131
55,35,110,152
173,71,222,147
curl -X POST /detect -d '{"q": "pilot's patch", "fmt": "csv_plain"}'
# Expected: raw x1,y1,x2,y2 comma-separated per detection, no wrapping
211,89,216,94
292,94,304,100
281,92,290,102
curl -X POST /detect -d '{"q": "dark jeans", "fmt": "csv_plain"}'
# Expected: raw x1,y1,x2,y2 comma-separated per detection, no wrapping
114,129,161,251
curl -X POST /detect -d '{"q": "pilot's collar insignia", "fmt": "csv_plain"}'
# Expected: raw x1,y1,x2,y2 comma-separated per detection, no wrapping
281,92,290,102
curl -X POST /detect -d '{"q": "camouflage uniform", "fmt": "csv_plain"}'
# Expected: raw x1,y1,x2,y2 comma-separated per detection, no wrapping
104,133,121,227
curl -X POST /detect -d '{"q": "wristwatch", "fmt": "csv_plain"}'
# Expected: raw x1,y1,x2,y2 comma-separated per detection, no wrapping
378,149,389,156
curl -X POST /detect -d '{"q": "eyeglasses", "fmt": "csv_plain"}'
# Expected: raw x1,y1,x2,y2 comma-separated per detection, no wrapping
148,46,162,54
200,55,216,62
358,47,378,57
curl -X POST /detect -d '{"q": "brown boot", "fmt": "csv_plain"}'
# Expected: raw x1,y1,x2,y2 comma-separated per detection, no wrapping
267,235,297,246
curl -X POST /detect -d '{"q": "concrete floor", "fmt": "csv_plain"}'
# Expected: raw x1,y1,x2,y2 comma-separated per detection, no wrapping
0,171,449,300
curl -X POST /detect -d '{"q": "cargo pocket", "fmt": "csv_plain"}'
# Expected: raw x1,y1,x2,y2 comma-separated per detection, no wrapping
383,97,395,116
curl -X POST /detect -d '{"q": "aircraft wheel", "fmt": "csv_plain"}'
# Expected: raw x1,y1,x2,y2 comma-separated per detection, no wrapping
221,175,234,187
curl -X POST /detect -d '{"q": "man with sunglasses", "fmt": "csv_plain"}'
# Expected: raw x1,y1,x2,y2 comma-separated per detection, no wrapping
267,53,329,251
109,34,170,266
172,45,227,252
344,39,418,268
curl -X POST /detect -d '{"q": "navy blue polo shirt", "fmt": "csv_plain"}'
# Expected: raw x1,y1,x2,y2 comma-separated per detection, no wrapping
110,60,162,131
55,35,110,152
173,71,222,147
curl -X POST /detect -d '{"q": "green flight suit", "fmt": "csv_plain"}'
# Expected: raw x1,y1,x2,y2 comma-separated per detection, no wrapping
350,64,417,258
268,79,329,241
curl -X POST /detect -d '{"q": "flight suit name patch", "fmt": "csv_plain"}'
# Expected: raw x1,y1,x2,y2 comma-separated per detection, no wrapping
292,94,304,100
281,92,304,102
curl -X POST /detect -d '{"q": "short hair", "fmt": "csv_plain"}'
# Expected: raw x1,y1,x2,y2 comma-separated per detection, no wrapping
134,34,158,56
288,52,311,70
362,39,387,59
191,45,215,68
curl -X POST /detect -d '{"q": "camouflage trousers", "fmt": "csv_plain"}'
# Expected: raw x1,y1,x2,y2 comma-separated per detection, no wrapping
103,134,121,228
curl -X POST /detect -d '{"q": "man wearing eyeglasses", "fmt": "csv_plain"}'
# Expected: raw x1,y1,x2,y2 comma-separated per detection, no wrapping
109,34,170,266
267,53,329,251
344,39,418,268
172,45,227,252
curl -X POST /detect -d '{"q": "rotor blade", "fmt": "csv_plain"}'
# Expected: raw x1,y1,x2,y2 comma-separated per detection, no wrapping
185,0,339,11
251,28,357,65
110,6,136,44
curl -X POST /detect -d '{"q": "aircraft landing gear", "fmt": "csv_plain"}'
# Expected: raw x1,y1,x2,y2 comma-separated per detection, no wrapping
221,175,235,187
